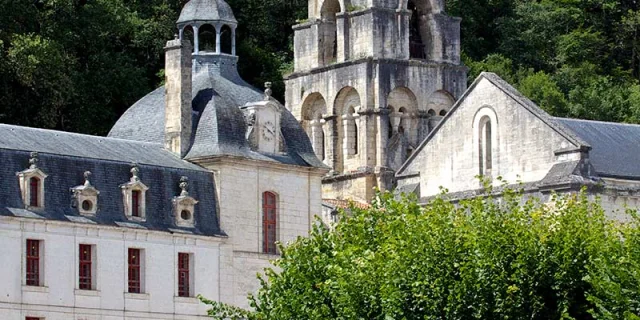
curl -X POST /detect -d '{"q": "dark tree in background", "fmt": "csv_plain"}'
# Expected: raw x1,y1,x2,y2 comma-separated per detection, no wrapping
2,0,640,135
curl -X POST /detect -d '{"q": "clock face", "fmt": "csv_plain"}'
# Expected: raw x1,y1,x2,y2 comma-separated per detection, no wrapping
262,121,276,141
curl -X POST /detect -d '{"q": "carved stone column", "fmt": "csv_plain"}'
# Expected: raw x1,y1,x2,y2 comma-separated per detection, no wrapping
310,119,325,160
323,115,337,172
375,108,391,168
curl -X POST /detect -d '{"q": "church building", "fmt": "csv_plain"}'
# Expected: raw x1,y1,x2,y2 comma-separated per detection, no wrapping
396,72,640,220
0,0,327,319
285,0,467,203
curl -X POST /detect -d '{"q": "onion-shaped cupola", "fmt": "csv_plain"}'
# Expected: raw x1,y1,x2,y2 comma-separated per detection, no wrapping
177,0,238,56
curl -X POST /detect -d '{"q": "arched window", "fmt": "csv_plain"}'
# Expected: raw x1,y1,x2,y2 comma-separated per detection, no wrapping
199,24,217,52
408,0,426,59
320,0,340,65
29,177,40,207
478,116,493,176
262,192,277,254
439,110,447,116
182,25,195,51
220,25,233,54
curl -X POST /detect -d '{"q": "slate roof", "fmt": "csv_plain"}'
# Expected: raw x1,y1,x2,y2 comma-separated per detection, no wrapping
0,124,223,236
177,0,237,25
108,56,326,169
556,118,640,179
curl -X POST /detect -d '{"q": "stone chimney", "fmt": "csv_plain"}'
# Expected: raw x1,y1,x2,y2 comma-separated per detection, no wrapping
164,37,193,157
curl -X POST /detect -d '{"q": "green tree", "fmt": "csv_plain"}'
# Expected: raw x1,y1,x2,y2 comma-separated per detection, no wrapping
201,188,640,319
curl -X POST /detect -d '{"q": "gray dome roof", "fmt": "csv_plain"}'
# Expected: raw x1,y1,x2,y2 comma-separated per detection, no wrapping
177,0,238,25
108,56,325,169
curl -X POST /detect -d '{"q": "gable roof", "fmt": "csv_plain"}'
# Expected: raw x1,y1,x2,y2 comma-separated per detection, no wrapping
397,72,590,175
556,118,640,179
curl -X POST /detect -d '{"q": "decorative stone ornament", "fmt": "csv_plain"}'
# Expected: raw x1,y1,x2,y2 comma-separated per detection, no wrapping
71,171,100,216
120,164,149,221
16,152,48,211
173,176,198,228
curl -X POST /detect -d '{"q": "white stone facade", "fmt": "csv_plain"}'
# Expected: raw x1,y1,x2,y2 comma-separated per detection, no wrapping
0,218,222,320
194,157,325,308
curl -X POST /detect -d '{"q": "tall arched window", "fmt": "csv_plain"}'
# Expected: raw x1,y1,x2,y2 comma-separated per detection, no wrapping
408,0,426,59
29,177,40,207
199,24,217,52
478,116,493,177
220,25,233,54
262,192,277,254
320,0,340,65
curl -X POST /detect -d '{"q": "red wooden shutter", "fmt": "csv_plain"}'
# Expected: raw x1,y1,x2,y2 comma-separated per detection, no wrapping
131,190,141,217
128,248,141,293
178,253,190,297
29,177,39,207
79,244,92,290
26,239,40,286
262,192,277,254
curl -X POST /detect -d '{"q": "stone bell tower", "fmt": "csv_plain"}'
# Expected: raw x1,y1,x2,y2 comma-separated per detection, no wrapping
285,0,468,202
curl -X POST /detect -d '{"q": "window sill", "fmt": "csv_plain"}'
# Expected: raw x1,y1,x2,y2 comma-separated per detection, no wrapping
75,289,100,296
124,292,150,300
126,216,146,223
22,285,49,293
174,296,199,304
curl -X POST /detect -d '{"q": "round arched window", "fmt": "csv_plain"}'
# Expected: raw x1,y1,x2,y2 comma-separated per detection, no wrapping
82,200,93,211
180,210,192,221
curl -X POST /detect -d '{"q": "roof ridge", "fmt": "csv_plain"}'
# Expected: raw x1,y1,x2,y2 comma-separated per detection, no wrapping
0,123,165,147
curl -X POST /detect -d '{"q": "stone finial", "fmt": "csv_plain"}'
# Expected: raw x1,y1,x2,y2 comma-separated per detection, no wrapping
264,82,272,101
130,164,140,182
179,176,189,196
29,152,39,169
84,171,92,187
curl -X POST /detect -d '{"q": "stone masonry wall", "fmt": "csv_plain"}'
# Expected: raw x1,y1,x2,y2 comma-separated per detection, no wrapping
400,78,579,197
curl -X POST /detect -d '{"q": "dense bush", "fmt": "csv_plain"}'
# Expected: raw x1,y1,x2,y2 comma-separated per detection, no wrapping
201,188,640,319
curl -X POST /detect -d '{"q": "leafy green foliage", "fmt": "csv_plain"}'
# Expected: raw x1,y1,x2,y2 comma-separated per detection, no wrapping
3,0,640,134
202,189,640,319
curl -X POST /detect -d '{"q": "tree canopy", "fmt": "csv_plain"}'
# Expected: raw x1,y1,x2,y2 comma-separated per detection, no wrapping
201,188,640,319
2,0,640,133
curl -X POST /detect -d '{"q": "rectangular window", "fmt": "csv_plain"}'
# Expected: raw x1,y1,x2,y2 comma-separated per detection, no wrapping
26,239,40,286
178,253,191,297
26,317,42,320
79,244,93,290
131,190,141,217
262,192,277,254
128,248,142,293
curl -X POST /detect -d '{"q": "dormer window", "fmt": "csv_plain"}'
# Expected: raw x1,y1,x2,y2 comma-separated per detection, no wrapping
71,171,100,216
17,152,47,211
120,165,149,221
173,176,198,228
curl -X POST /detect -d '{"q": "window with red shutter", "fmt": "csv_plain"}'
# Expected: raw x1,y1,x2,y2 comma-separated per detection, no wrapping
79,244,92,290
178,253,190,297
131,190,141,217
128,248,141,293
262,192,277,254
26,239,40,286
29,177,40,207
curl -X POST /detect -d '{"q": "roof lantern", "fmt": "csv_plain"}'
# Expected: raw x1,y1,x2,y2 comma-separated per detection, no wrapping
176,0,238,55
